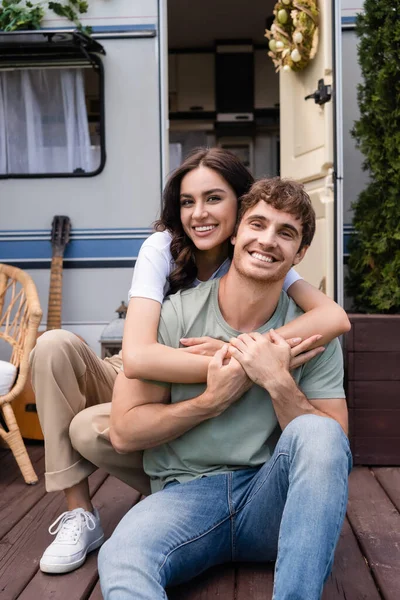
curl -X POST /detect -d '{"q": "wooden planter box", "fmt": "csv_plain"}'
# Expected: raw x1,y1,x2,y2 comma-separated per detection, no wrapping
345,314,400,465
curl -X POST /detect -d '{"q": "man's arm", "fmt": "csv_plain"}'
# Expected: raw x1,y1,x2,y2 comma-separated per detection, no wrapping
262,372,348,433
110,345,251,453
228,330,348,434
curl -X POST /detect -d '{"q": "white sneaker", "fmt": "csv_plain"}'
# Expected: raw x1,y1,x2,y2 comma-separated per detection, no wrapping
40,508,104,574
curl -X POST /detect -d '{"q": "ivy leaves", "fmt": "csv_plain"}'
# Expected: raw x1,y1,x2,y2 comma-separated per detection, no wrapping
0,0,91,34
0,0,44,30
48,1,91,34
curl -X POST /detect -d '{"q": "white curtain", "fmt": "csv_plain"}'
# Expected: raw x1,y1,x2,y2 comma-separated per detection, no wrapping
0,68,95,175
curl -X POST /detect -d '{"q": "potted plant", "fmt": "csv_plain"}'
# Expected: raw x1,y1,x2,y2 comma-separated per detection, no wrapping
345,0,400,465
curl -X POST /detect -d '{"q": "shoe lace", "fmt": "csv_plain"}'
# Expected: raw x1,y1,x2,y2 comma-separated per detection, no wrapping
48,509,96,543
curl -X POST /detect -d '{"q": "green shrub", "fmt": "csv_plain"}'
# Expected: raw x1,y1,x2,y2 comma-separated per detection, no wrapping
346,0,400,313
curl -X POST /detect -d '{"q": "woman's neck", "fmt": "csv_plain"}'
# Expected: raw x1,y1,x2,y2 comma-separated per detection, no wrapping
195,243,230,282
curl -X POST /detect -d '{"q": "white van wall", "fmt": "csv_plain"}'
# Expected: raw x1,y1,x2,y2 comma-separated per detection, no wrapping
0,1,164,354
3,36,161,229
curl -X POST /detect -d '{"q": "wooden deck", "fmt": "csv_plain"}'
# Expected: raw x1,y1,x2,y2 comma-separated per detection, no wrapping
1,444,400,600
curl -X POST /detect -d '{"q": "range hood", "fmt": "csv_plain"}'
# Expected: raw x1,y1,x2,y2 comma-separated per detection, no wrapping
215,41,254,123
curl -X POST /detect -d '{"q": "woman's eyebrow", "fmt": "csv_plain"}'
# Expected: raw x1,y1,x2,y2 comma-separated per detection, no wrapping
180,188,226,199
202,188,226,196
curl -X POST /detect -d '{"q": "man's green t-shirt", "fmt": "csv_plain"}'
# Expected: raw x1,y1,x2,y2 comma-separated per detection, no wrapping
144,279,345,493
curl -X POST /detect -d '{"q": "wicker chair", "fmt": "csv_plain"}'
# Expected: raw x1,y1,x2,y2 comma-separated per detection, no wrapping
0,264,42,484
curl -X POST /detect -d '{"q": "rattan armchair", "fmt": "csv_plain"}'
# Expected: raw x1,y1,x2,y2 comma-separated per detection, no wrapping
0,264,42,484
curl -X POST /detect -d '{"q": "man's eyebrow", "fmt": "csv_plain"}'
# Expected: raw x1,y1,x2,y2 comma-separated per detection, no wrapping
246,214,301,236
280,222,300,236
246,214,266,222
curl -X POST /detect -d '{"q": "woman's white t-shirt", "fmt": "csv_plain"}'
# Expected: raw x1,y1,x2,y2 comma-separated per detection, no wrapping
128,230,302,304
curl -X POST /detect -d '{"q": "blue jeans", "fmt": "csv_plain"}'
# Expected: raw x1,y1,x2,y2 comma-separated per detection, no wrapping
99,415,352,600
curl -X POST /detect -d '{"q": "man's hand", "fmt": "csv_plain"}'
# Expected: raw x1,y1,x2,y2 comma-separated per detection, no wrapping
179,336,225,356
197,344,252,416
229,331,348,434
228,329,292,390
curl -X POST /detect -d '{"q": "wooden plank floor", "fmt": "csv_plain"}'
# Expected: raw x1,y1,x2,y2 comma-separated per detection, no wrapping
1,444,399,599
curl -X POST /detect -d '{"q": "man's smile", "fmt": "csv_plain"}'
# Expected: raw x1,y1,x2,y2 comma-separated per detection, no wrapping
248,250,279,264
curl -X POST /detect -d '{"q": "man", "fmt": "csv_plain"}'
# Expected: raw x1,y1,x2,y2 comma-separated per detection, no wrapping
99,177,352,600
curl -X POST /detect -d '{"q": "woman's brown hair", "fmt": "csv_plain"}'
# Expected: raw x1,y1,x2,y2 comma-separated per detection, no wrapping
155,147,254,294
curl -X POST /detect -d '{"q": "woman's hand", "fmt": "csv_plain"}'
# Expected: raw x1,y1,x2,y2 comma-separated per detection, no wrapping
286,334,325,369
180,333,324,366
180,336,225,356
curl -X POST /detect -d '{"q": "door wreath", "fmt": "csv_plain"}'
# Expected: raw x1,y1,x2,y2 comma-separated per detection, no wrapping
265,0,319,72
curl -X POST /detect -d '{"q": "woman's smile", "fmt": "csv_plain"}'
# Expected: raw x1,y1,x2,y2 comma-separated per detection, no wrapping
192,224,219,236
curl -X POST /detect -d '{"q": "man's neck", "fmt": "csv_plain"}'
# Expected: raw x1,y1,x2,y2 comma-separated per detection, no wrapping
218,268,284,332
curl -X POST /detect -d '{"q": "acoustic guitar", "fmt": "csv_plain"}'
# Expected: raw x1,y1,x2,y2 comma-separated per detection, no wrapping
13,216,71,440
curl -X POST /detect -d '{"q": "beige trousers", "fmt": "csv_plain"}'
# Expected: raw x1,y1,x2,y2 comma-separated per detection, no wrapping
30,329,151,496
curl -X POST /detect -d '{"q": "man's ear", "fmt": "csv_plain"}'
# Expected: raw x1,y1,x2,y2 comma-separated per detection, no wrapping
293,245,308,266
231,234,236,246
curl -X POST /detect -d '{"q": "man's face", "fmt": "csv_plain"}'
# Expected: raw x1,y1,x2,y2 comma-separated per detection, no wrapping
231,200,308,283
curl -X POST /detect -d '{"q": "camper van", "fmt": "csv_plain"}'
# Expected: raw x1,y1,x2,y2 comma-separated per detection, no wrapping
0,0,365,353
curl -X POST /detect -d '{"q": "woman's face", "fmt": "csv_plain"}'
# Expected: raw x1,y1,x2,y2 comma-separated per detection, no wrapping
179,166,238,253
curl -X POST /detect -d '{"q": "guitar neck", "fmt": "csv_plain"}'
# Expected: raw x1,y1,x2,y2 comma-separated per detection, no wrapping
47,255,64,331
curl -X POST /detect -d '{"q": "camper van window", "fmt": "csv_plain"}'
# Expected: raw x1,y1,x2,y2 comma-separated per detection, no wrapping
0,63,105,178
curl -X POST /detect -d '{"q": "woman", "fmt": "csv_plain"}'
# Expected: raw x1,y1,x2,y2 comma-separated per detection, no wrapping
35,148,350,575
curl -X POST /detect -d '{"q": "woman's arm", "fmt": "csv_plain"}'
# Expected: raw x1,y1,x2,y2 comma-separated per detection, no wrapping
123,231,211,383
122,297,210,383
180,277,350,358
124,237,348,383
278,279,351,346
123,296,324,382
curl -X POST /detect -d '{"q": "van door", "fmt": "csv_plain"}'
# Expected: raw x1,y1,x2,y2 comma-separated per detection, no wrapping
279,0,337,298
